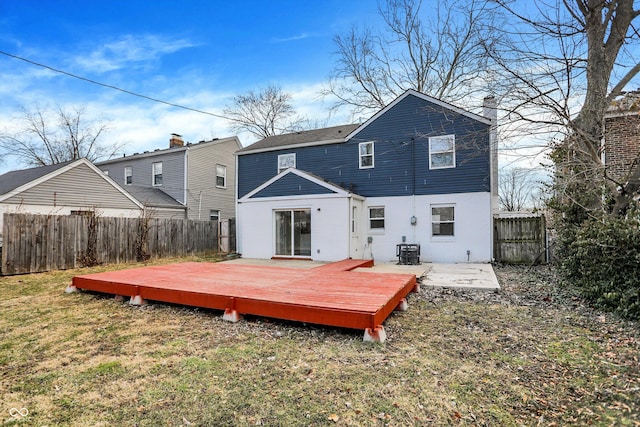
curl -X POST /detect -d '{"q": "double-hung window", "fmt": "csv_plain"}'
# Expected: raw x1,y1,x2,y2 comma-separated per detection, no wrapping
431,205,455,237
429,135,455,169
124,166,132,185
152,162,163,186
277,153,296,174
216,164,227,188
359,141,374,169
369,207,385,230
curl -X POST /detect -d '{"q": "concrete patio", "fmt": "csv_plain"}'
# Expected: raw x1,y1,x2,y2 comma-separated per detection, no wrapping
225,258,500,290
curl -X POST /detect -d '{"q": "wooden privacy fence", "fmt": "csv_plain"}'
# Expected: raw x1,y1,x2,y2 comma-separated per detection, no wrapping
494,215,547,264
1,213,221,275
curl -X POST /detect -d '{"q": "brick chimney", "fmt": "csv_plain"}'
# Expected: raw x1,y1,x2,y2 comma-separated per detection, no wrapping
170,133,184,148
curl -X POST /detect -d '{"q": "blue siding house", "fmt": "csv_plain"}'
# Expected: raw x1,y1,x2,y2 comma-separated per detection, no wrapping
236,90,498,263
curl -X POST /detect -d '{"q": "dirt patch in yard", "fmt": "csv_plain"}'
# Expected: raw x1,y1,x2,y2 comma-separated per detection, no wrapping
1,259,638,426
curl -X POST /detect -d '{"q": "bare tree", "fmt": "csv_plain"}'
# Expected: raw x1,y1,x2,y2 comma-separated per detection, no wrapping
0,104,121,167
487,0,640,219
323,0,498,118
499,167,546,212
223,84,309,140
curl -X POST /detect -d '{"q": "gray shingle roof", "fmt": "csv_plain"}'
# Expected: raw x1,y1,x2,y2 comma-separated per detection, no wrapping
237,124,360,153
123,186,185,209
0,161,75,196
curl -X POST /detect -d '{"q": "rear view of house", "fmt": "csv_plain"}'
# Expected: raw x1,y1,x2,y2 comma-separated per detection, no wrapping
236,90,498,263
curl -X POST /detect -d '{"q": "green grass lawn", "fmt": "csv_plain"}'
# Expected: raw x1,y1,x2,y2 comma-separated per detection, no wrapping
1,258,638,426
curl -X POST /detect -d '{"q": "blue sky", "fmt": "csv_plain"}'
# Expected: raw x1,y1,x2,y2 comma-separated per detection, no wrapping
0,1,384,173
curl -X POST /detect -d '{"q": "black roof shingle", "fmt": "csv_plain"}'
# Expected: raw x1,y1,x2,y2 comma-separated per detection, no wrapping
237,124,360,153
0,161,75,196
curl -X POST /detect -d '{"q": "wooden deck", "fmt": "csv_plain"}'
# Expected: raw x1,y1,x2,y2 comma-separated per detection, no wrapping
70,259,418,342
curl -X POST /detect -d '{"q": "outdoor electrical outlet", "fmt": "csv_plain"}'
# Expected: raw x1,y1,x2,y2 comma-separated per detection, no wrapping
367,236,373,244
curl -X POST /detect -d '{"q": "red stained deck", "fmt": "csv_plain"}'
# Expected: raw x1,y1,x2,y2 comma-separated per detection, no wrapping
71,259,417,339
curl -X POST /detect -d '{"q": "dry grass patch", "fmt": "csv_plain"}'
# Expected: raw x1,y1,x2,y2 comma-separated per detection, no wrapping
1,259,638,426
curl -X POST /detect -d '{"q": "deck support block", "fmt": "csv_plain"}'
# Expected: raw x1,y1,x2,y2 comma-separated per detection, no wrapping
114,295,125,302
129,295,146,306
223,309,243,323
412,282,420,293
65,285,79,293
395,298,408,311
363,326,387,343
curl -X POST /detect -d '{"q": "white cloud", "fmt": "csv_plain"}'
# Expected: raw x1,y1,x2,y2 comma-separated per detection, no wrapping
270,33,317,43
73,34,197,73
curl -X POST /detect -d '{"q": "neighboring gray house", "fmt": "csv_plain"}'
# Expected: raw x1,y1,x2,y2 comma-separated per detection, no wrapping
98,135,241,221
0,158,143,242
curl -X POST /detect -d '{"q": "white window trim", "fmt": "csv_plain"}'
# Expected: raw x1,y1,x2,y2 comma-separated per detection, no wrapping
209,209,220,221
431,204,456,239
368,206,385,233
152,162,163,187
277,153,296,174
273,208,312,258
124,166,132,185
429,134,456,169
216,164,227,189
351,206,357,236
359,141,375,169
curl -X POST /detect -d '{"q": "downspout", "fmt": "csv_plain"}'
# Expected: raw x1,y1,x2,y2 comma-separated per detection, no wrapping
184,148,189,219
412,136,416,244
235,152,240,255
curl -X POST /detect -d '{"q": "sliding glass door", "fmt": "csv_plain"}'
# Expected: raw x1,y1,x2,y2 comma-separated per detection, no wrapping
274,209,311,257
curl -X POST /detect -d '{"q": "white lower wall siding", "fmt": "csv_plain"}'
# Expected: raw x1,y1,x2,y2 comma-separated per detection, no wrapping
363,192,492,263
237,191,492,263
237,195,352,262
0,204,142,236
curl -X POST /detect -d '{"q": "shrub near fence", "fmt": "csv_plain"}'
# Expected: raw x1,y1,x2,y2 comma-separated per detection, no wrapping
1,213,219,275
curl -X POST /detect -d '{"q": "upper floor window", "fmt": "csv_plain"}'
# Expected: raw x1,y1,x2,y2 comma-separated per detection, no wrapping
431,205,455,237
124,166,132,185
429,135,455,169
152,162,163,186
278,153,296,174
369,206,385,230
359,141,374,169
216,164,227,188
